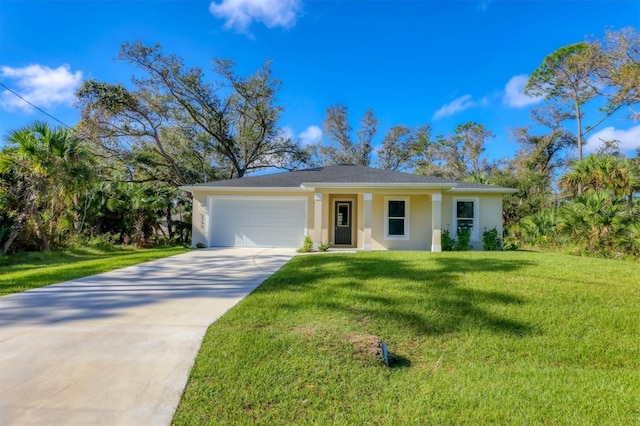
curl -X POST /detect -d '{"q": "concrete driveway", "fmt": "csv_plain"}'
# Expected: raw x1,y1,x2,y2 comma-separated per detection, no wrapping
0,247,295,426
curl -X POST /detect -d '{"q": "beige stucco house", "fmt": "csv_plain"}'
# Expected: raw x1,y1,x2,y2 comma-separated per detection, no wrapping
180,165,516,251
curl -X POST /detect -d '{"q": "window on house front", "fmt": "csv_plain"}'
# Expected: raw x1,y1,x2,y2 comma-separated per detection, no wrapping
453,197,479,241
385,197,410,240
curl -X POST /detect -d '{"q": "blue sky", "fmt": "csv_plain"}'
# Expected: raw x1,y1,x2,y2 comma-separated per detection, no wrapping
1,0,639,163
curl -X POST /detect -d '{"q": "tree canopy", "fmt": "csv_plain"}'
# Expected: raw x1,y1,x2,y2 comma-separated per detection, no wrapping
77,41,306,184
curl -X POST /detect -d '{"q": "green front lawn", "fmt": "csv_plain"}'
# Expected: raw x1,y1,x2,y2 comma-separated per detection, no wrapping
0,246,190,296
173,251,640,425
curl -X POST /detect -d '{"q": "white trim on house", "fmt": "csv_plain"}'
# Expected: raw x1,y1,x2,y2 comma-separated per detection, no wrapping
207,195,308,248
452,196,480,241
384,196,410,240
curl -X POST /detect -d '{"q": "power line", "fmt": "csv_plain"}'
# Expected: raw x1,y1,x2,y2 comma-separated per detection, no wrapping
0,82,73,129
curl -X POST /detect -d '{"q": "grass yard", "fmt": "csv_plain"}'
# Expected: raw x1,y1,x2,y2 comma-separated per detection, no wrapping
0,246,190,296
173,251,640,425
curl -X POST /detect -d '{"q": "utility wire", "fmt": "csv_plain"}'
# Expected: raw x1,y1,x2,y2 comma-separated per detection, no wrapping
0,82,73,129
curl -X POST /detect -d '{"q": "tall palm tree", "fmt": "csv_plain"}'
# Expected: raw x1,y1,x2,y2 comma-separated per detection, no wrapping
561,154,639,202
0,121,93,254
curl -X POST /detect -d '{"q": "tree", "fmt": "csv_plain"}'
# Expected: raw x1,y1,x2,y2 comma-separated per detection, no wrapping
450,122,493,177
0,121,93,255
77,41,304,183
525,42,612,161
594,27,640,119
417,122,494,180
561,154,639,205
511,107,577,178
488,167,552,227
356,109,377,166
308,105,377,166
376,125,430,172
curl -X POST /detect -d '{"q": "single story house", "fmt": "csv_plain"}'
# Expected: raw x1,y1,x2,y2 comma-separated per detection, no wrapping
180,164,517,251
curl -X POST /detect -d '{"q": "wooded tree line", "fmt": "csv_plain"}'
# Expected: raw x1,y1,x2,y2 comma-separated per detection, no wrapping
1,28,639,257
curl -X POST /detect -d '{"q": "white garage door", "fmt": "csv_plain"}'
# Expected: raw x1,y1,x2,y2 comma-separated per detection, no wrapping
209,197,307,248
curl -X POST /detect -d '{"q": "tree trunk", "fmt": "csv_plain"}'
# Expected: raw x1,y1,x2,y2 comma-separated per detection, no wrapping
166,205,174,240
33,212,50,252
134,215,146,248
72,193,81,232
1,196,37,255
575,101,584,194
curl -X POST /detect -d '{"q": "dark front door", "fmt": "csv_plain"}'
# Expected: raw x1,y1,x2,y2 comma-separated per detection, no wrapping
334,201,352,245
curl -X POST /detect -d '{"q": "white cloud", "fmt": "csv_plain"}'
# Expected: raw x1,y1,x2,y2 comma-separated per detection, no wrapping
586,125,640,153
0,64,82,112
433,94,478,120
299,125,322,146
209,0,301,34
503,74,543,108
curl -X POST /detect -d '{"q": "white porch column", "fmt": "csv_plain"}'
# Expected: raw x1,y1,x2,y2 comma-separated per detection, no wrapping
314,193,323,249
363,193,372,251
431,193,442,252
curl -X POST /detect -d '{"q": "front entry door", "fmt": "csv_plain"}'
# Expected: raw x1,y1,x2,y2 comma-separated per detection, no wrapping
334,201,352,245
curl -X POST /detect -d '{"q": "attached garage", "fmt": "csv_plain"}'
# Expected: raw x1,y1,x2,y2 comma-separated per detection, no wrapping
208,196,307,248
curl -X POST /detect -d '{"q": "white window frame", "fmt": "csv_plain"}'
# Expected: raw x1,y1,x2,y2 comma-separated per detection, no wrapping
452,197,480,241
384,196,410,240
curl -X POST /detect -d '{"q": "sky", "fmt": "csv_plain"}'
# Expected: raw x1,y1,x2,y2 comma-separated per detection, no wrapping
1,0,639,164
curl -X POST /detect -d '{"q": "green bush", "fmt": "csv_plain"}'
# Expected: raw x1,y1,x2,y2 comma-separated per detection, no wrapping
455,227,472,251
299,235,314,253
318,241,331,252
195,242,206,249
441,229,455,251
482,227,502,251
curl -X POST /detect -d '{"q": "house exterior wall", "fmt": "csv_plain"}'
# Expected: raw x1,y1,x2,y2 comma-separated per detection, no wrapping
191,191,209,247
357,193,365,249
370,194,431,251
189,187,504,251
442,193,504,250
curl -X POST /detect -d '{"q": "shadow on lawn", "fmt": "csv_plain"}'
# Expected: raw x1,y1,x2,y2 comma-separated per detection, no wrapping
258,253,537,340
0,247,129,274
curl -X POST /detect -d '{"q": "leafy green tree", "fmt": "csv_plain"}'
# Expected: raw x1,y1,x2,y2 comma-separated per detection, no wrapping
376,124,430,172
0,121,93,254
309,105,377,166
511,107,577,177
488,168,552,227
77,41,304,183
417,122,494,180
525,42,612,161
0,168,23,249
561,154,639,205
594,27,640,119
464,173,489,184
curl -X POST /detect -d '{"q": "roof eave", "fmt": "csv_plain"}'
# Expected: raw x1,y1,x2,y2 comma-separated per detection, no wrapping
301,182,457,189
446,187,519,194
179,186,307,192
180,183,518,194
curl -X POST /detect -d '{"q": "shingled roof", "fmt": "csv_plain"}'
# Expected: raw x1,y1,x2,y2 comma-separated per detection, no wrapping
182,164,516,193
